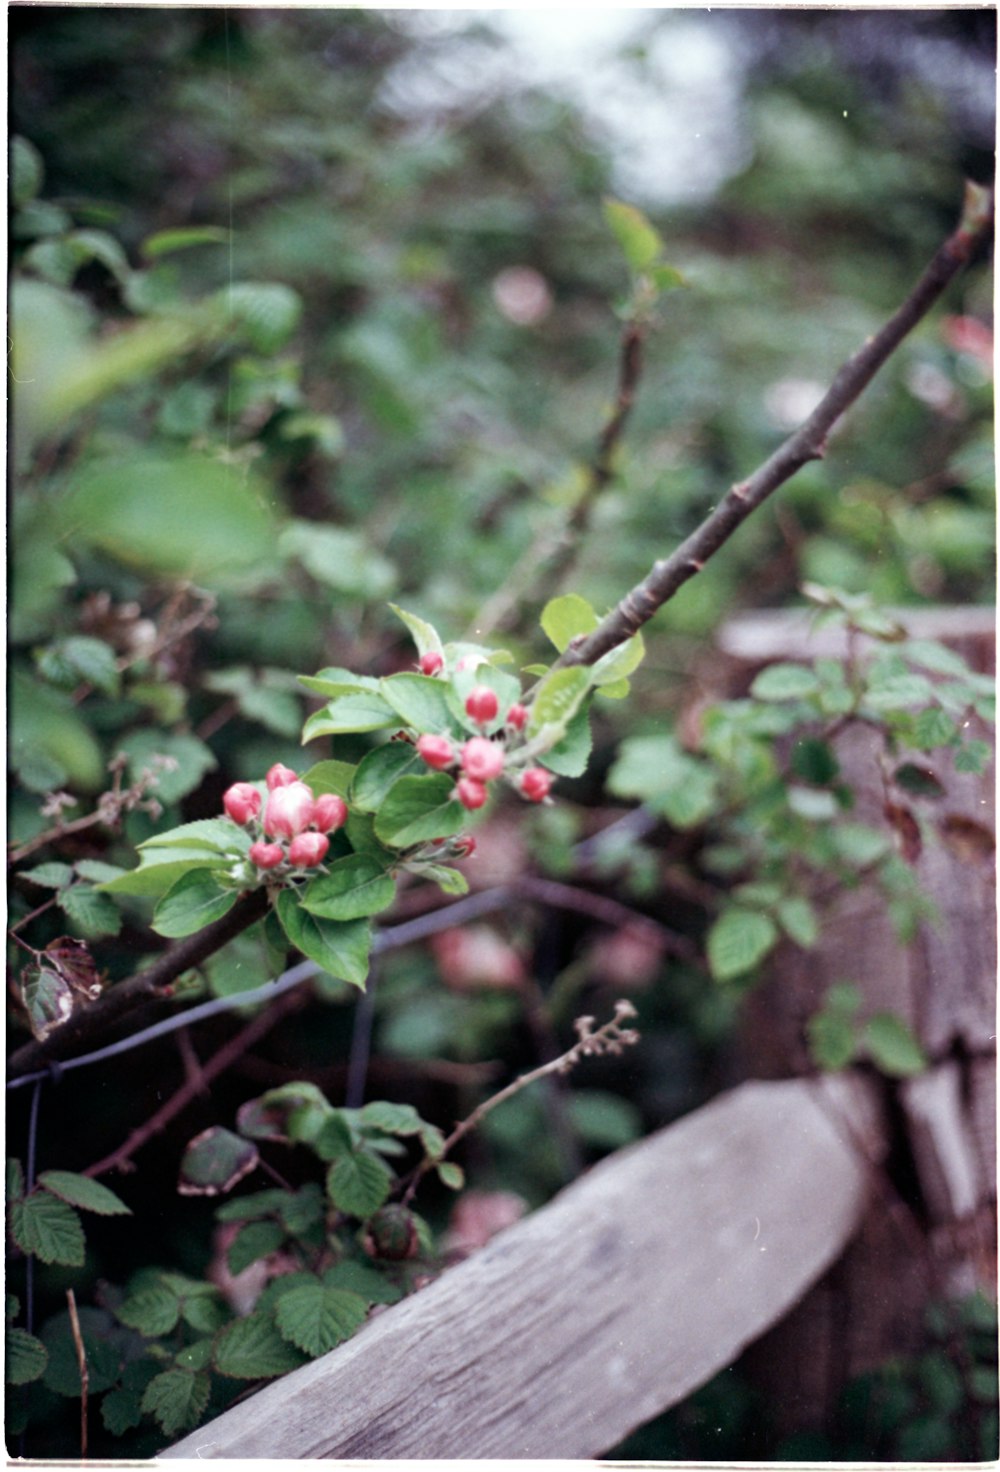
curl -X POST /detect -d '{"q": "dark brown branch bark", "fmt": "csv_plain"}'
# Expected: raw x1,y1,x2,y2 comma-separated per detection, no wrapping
7,888,271,1079
561,185,993,671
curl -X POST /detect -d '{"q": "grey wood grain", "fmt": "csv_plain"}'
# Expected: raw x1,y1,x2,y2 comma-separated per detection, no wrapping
163,1074,876,1460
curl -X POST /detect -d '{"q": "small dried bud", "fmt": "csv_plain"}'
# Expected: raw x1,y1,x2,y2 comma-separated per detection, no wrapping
363,1205,420,1261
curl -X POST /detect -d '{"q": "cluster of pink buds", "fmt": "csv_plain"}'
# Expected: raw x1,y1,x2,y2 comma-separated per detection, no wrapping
223,764,348,872
414,684,554,811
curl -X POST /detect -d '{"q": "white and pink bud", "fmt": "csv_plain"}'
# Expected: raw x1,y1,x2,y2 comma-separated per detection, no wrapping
419,651,444,677
223,782,262,826
519,767,553,803
249,840,284,870
465,685,499,726
461,737,504,784
288,831,330,867
263,780,316,839
310,792,348,833
266,763,299,791
456,776,488,811
506,703,528,732
417,734,456,770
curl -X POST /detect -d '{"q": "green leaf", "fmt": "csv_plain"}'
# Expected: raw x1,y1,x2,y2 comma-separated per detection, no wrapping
311,1112,355,1162
567,1090,643,1149
603,198,663,271
220,281,303,353
177,1127,259,1197
36,635,121,697
9,1193,85,1266
142,225,229,259
215,1188,293,1224
119,730,218,805
60,452,277,581
322,1260,403,1305
7,1159,25,1203
539,704,592,778
862,1013,928,1077
300,855,397,922
893,762,946,797
299,759,356,798
227,1220,286,1276
707,908,780,982
297,667,383,700
273,1283,368,1356
607,734,719,829
117,1282,181,1338
357,1101,425,1137
775,896,819,949
41,1309,121,1396
592,632,645,690
60,884,122,939
235,1082,333,1146
380,673,458,735
791,738,840,785
527,667,593,743
750,663,821,702
373,773,466,848
275,891,372,988
540,594,598,653
11,136,44,207
20,861,74,890
415,863,470,897
910,706,959,750
831,823,891,867
436,1161,465,1190
141,1367,211,1438
806,1008,858,1071
389,604,445,661
5,1327,48,1385
326,1150,393,1217
153,869,238,939
350,743,424,812
955,740,992,774
36,1171,131,1217
213,1310,308,1379
279,521,395,598
863,673,936,711
302,691,399,742
902,639,972,678
20,964,74,1041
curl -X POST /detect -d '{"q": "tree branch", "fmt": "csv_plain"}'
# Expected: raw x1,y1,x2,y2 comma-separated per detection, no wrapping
560,183,994,671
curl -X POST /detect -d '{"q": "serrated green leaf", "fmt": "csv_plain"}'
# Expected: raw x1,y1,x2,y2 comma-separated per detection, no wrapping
911,706,959,750
863,673,936,711
603,198,663,271
528,667,593,742
118,729,218,804
750,663,821,702
955,740,991,774
178,1127,259,1197
41,1309,121,1396
5,1327,48,1385
213,1309,308,1379
299,759,356,798
37,1171,131,1217
227,1220,286,1276
415,862,470,896
297,667,383,700
311,1111,355,1161
592,631,645,688
275,892,372,988
540,594,598,653
36,635,121,697
322,1260,403,1305
775,896,819,949
389,603,445,660
862,1013,928,1077
706,907,779,982
220,281,302,353
303,690,399,744
214,1188,292,1223
141,1367,211,1438
20,963,74,1040
373,772,466,848
19,861,74,890
274,1282,368,1356
380,672,458,735
117,1281,181,1338
350,743,424,812
74,859,126,884
301,855,397,922
9,1193,85,1266
60,884,122,939
538,703,592,778
358,1101,424,1136
153,869,238,939
326,1149,392,1217
102,1379,148,1435
7,1160,25,1203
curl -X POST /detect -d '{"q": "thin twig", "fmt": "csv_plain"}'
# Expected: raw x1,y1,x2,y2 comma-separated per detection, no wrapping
66,1288,89,1460
400,1000,640,1205
557,185,994,672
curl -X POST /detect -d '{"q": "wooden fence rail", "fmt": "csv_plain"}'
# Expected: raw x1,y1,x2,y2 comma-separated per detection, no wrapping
164,1072,882,1460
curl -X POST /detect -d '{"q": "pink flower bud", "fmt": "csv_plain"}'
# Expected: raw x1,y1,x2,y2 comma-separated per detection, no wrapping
266,763,299,791
419,651,444,677
223,782,262,825
417,734,456,770
263,780,316,838
249,840,284,870
461,736,504,783
465,685,499,725
288,831,329,867
506,703,528,732
311,792,348,833
452,835,477,859
456,776,488,810
520,767,552,803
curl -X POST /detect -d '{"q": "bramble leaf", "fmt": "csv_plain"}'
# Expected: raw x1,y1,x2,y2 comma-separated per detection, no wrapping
707,907,779,982
37,1171,131,1216
213,1309,308,1379
141,1367,211,1438
178,1127,259,1197
5,1327,48,1385
273,1282,368,1356
9,1193,85,1266
326,1149,393,1218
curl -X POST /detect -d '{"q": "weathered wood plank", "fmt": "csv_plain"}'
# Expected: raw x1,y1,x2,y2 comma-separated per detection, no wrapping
163,1073,879,1460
